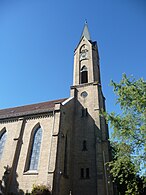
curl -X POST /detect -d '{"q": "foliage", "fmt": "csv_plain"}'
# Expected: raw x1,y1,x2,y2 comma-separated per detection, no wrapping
31,184,51,195
103,74,146,194
108,142,146,194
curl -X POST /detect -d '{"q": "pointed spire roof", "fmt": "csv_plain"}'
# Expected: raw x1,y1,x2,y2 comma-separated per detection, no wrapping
81,21,91,40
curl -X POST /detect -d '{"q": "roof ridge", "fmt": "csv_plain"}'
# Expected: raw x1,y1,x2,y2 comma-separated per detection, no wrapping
0,98,67,111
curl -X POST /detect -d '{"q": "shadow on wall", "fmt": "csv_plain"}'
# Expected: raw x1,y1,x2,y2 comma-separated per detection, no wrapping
0,165,24,195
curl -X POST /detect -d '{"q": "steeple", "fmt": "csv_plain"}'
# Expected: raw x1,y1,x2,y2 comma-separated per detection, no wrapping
73,23,101,86
81,21,91,40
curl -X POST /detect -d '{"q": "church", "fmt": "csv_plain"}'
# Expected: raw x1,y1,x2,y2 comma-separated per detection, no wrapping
0,23,114,195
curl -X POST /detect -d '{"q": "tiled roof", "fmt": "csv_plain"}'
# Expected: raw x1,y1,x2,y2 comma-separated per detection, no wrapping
0,98,67,120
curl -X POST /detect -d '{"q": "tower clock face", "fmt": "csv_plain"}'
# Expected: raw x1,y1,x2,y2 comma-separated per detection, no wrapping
80,51,87,60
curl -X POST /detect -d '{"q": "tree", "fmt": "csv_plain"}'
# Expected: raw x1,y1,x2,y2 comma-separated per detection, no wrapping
104,74,146,194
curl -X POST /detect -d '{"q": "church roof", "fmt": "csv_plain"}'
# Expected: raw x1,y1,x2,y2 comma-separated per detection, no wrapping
0,98,67,120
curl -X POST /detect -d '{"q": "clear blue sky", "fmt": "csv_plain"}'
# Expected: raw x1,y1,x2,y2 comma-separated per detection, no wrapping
0,0,146,116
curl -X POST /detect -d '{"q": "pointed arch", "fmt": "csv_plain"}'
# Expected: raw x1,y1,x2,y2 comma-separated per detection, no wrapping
80,44,88,53
27,123,42,170
0,128,7,160
80,66,88,84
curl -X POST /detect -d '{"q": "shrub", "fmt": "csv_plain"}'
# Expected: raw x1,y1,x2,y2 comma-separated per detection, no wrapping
31,184,51,195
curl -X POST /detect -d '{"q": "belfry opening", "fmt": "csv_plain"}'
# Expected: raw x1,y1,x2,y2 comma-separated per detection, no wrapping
80,66,88,84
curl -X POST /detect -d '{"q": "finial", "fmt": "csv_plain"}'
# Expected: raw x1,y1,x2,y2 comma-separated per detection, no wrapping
85,19,87,24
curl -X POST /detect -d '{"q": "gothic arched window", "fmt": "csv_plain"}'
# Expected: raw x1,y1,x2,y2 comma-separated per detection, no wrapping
80,66,88,84
0,129,7,160
28,126,42,170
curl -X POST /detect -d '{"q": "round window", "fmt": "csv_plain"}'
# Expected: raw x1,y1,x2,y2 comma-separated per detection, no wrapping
81,91,88,98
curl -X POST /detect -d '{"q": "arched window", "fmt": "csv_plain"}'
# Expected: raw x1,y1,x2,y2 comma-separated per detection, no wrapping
80,66,88,84
28,126,42,170
0,130,7,160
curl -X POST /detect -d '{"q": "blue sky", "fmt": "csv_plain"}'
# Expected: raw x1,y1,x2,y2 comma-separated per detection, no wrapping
0,0,146,116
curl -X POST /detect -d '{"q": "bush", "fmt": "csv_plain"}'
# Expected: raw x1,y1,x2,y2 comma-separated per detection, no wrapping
31,184,51,195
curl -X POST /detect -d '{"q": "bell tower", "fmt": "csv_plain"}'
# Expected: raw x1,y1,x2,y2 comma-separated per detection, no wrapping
70,23,113,195
73,22,101,86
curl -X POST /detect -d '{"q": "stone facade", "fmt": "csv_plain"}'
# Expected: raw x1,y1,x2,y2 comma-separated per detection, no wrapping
0,24,113,195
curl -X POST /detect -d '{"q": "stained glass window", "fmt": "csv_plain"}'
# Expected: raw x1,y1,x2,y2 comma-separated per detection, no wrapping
0,130,7,160
28,126,42,170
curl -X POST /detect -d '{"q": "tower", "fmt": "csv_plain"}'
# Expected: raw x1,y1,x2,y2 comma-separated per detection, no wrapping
69,23,113,195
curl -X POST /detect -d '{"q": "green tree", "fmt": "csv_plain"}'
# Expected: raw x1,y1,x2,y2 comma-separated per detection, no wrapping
104,74,146,194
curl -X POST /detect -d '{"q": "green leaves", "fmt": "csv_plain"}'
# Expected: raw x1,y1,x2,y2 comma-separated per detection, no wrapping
110,74,146,113
107,74,146,165
104,74,146,194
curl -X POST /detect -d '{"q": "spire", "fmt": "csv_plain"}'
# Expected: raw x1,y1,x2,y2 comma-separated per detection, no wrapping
81,20,91,40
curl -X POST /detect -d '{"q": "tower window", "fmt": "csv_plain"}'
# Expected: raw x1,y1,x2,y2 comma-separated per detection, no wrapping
81,108,88,117
64,135,68,176
80,168,90,179
86,168,90,178
80,66,88,84
82,140,87,151
80,168,84,179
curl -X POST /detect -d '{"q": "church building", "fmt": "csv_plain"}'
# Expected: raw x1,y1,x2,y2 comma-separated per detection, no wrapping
0,23,113,195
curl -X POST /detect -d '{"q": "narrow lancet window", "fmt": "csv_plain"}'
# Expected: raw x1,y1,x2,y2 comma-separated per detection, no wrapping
64,135,68,176
0,130,7,160
82,140,87,151
86,168,90,178
80,168,84,179
80,168,90,179
80,66,88,84
28,126,42,170
81,108,88,117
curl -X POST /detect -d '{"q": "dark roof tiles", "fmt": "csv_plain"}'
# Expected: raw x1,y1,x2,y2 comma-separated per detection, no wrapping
0,98,67,119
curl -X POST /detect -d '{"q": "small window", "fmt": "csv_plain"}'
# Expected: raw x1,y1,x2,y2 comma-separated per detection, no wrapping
82,140,87,151
80,168,84,179
81,108,88,117
80,168,90,179
86,168,90,178
64,135,68,176
0,130,7,160
80,66,88,84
